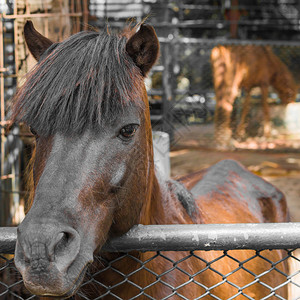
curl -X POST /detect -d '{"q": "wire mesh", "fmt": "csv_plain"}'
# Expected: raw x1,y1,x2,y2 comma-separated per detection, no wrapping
0,249,299,299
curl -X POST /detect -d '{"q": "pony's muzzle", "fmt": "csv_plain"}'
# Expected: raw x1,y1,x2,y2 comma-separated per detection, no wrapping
14,222,82,295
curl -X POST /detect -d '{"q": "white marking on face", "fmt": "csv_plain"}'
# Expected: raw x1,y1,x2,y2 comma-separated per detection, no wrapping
110,162,126,187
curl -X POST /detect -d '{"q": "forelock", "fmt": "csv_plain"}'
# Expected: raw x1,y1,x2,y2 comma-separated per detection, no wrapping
12,29,144,136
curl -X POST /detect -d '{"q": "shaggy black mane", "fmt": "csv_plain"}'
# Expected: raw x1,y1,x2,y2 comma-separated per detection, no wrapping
13,29,144,135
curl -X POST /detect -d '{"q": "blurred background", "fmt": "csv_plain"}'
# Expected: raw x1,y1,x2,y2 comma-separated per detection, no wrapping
1,0,300,226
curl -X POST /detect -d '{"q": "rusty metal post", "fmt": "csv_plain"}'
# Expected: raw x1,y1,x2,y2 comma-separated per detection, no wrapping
0,17,5,178
0,15,12,227
82,0,89,30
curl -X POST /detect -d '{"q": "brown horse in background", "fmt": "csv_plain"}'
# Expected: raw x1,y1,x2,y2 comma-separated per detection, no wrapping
12,21,289,299
211,45,297,148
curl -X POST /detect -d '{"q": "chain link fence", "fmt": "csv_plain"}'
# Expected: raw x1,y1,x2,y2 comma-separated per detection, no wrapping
0,224,300,299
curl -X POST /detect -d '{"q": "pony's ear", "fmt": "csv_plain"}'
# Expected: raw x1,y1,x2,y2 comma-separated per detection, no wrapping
126,24,159,76
24,20,53,61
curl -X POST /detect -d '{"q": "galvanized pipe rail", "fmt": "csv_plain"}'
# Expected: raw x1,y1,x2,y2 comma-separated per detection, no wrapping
1,223,300,254
158,36,300,47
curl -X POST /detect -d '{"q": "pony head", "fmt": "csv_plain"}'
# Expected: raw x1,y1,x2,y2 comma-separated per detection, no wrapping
13,21,159,298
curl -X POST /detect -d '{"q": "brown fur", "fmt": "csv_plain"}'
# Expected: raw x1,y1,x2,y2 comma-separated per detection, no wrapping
211,45,297,148
80,159,289,299
24,21,53,61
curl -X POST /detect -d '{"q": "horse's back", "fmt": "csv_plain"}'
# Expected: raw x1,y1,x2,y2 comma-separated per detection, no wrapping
178,159,289,299
211,45,275,89
180,159,288,224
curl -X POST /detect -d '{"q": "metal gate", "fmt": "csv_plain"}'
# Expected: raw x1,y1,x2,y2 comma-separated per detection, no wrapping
0,223,300,299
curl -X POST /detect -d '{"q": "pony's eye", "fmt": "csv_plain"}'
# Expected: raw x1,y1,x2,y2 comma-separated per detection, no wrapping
119,124,139,140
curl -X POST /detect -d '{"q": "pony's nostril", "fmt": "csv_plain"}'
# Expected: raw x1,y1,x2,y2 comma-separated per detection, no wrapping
52,229,81,273
54,232,71,256
46,231,73,261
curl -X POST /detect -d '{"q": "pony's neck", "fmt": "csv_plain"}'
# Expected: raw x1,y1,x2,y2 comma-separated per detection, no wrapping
137,107,193,225
139,169,193,225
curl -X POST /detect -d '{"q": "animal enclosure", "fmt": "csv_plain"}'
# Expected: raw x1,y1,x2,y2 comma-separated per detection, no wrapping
1,1,300,299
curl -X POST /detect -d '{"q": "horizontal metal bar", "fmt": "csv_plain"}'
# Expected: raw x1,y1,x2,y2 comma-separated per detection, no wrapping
0,121,12,125
103,223,300,252
0,191,26,196
158,36,300,47
0,227,17,254
1,12,83,19
1,223,300,254
0,174,16,180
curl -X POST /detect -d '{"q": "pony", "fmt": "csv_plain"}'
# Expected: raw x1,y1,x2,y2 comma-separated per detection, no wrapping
12,21,289,299
211,44,297,148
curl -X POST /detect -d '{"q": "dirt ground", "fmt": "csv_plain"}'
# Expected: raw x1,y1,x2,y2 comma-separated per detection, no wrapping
170,124,300,222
